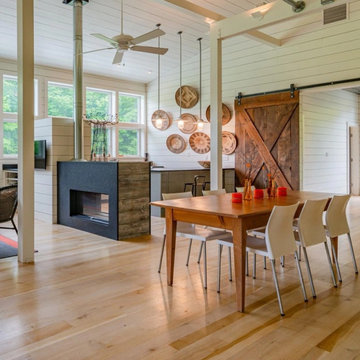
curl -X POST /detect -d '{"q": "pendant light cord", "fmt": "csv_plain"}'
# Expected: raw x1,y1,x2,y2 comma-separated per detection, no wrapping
178,31,183,117
198,37,202,120
121,0,124,34
157,24,161,111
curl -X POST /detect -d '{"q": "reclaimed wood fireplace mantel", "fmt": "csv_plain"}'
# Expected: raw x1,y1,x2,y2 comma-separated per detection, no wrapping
57,161,150,240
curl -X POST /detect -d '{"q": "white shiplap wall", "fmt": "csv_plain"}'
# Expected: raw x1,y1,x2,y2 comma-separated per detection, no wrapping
301,89,359,193
147,2,360,172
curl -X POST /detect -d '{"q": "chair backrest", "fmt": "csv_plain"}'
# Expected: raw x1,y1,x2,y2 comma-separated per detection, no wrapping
0,185,18,223
325,194,350,237
202,189,226,196
194,175,206,186
298,199,328,247
162,191,193,200
236,186,255,193
265,203,299,259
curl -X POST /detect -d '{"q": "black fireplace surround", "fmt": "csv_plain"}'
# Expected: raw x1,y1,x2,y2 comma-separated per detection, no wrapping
58,161,118,239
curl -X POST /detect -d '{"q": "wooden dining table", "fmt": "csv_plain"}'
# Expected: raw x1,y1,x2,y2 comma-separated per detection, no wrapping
151,190,335,312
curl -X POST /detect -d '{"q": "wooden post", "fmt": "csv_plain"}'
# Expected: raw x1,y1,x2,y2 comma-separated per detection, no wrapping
17,0,35,263
209,26,223,190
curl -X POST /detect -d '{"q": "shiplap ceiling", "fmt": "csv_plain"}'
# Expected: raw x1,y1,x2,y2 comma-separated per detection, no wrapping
0,0,261,83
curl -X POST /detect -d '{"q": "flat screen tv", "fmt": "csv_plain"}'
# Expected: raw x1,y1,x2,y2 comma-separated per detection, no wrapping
34,140,47,169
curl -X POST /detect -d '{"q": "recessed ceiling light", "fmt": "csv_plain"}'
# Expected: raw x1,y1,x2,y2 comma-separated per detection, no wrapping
204,17,215,24
148,70,152,74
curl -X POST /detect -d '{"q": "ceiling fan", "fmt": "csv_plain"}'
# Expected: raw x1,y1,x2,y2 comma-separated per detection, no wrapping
84,0,168,65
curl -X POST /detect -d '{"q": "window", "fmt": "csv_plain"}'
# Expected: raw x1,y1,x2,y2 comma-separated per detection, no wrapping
1,75,38,157
3,77,18,113
3,120,18,156
3,75,38,115
48,82,73,117
117,94,143,157
86,88,113,120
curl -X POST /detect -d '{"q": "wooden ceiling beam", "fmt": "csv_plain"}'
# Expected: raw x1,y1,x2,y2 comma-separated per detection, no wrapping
245,29,281,47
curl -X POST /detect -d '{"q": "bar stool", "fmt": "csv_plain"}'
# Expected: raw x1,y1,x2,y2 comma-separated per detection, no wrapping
183,175,207,196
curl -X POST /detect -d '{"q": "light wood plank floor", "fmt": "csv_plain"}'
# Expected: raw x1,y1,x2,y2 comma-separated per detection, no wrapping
1,198,360,359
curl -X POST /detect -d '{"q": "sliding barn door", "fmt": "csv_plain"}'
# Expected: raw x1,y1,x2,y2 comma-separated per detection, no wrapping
235,91,299,190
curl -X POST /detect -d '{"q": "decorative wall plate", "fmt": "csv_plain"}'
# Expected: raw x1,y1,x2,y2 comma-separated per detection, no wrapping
151,110,171,130
205,103,232,126
222,131,237,155
166,134,186,154
189,132,210,154
175,85,199,109
178,113,198,134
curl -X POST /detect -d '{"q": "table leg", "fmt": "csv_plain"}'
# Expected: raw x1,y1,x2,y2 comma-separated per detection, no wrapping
165,208,177,286
331,236,338,263
232,218,247,312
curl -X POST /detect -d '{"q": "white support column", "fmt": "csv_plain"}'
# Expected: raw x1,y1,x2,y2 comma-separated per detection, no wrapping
17,0,35,263
209,27,222,190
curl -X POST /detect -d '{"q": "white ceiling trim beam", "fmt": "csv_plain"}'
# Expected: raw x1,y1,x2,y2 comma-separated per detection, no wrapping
213,0,353,40
162,0,226,21
162,0,282,47
245,29,281,47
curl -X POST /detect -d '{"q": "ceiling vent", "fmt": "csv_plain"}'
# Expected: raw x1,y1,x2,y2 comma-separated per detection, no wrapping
323,4,347,25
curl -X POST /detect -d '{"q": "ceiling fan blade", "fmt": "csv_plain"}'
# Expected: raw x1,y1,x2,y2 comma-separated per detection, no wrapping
91,33,118,46
113,51,124,65
131,46,168,55
83,47,114,54
131,29,165,45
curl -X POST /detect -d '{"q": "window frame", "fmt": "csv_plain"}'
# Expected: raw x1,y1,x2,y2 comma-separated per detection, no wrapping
115,92,145,158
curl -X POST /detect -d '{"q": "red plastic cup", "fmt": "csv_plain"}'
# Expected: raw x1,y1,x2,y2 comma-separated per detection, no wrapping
232,192,242,203
277,187,287,196
254,189,264,199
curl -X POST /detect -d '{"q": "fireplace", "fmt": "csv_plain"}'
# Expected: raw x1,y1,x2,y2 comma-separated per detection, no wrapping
58,161,150,240
58,161,118,239
70,190,109,224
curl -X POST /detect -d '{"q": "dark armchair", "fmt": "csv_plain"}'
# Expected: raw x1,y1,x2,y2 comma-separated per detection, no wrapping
0,185,18,234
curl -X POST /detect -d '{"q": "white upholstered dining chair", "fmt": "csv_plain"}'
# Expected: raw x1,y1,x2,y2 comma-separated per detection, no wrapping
202,189,226,196
324,194,358,283
158,191,232,289
293,199,337,298
217,203,308,315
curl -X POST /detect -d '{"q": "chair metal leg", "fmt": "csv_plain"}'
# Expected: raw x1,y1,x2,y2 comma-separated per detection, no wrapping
263,256,267,269
331,241,342,282
217,244,223,293
270,259,285,316
11,219,18,234
347,233,359,274
253,253,256,279
298,245,302,261
228,247,233,282
197,242,203,264
302,247,316,298
324,241,337,288
186,239,193,266
280,256,285,268
204,242,207,289
246,251,249,276
158,234,166,273
295,251,308,302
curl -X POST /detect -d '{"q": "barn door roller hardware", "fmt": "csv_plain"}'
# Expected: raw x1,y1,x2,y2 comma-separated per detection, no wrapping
282,0,306,12
235,77,360,105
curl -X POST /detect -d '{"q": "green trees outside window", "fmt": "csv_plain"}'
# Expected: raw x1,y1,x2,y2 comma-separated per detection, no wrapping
3,122,18,155
3,78,18,113
48,83,73,118
118,129,138,156
118,95,139,123
86,89,112,120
